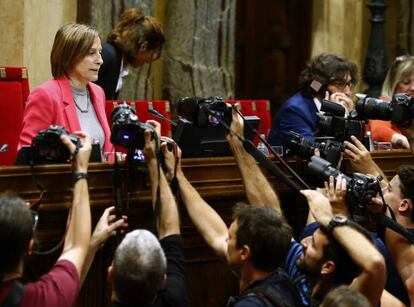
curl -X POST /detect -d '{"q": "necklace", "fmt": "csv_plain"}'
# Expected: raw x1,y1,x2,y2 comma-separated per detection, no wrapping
73,90,90,113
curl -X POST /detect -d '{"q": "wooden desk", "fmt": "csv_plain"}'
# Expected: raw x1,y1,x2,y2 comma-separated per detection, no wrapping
0,150,412,306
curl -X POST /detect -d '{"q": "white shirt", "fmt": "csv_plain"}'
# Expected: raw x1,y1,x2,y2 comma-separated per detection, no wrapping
115,58,130,93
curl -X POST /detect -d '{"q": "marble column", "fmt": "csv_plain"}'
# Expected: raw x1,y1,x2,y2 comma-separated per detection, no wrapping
163,0,236,106
89,0,236,103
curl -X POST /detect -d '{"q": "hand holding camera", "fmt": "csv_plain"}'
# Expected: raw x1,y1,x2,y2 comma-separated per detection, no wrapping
61,131,92,173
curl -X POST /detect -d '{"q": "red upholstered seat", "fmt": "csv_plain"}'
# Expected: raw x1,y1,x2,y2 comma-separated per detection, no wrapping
0,82,24,165
106,100,172,137
225,100,271,144
0,67,30,106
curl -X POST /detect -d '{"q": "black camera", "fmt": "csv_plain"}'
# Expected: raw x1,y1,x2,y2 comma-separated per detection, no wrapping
111,102,153,149
356,93,414,127
286,131,345,165
176,96,232,128
32,125,80,163
308,156,382,222
316,99,366,142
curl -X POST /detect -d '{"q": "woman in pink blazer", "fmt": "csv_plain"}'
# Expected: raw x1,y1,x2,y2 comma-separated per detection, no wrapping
19,23,112,154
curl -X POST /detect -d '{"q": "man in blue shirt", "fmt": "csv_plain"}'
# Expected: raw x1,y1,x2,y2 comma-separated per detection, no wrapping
268,53,358,149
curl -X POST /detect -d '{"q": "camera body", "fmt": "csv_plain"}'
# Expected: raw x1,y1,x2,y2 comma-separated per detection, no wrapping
356,93,414,127
316,100,366,142
176,96,232,128
32,125,80,163
308,156,382,221
287,131,344,165
111,102,152,149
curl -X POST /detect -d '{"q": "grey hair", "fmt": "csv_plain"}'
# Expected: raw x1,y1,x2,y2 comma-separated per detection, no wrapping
113,229,167,305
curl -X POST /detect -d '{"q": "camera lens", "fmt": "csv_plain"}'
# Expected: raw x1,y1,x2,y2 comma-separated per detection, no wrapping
355,97,391,120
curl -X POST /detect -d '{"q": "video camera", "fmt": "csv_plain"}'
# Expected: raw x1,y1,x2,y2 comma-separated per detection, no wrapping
32,125,80,163
316,99,366,142
111,102,153,150
176,96,232,128
356,93,414,127
308,155,382,222
286,131,345,165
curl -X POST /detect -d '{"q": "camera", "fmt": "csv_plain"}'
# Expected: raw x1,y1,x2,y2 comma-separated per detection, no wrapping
176,96,232,128
286,131,345,165
316,99,366,142
308,156,382,222
356,93,414,127
32,125,80,163
111,102,153,149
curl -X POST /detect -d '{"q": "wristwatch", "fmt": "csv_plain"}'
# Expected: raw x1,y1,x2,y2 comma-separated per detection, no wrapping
326,216,348,234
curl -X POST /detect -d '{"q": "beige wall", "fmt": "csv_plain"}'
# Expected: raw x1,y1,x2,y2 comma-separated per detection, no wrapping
0,0,76,88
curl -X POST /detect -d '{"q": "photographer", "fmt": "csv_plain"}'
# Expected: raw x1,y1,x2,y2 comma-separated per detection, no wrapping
0,131,92,306
172,110,299,305
108,121,188,307
228,108,386,306
366,165,414,306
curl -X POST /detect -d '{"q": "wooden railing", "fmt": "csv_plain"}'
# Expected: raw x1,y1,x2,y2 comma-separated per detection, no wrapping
0,150,411,306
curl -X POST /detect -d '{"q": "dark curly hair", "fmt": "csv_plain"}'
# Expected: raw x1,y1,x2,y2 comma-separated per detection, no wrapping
107,8,165,65
299,53,359,97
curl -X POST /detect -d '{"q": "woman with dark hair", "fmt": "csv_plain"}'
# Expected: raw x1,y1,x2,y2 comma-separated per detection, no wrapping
18,23,112,154
95,8,165,99
267,53,358,148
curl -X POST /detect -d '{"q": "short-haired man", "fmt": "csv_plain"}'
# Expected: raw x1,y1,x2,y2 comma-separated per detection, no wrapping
371,164,414,305
268,53,358,147
0,131,92,306
228,108,386,306
109,122,188,307
172,116,300,305
344,136,414,305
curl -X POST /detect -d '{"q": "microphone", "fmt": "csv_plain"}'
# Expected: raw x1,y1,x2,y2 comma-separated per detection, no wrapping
0,144,8,153
147,108,177,127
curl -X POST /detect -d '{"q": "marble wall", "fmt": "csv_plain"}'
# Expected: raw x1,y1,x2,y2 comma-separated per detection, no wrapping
89,0,236,104
0,0,77,88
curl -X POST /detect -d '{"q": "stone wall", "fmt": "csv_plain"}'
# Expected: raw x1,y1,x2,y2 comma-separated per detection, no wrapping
89,0,236,104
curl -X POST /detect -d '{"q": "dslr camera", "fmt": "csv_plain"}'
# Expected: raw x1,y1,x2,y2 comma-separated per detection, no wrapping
316,99,366,142
176,96,232,128
111,102,153,150
356,93,414,127
286,131,345,166
308,156,382,222
32,125,80,163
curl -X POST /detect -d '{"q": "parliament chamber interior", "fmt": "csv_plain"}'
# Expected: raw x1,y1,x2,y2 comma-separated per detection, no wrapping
1,0,414,306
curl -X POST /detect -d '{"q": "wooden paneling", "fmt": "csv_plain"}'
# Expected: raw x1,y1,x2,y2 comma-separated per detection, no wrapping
235,0,313,116
0,150,411,306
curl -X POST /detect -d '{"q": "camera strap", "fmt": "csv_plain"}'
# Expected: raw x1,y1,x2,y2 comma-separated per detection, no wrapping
113,152,124,244
242,140,302,192
210,106,309,191
374,213,414,244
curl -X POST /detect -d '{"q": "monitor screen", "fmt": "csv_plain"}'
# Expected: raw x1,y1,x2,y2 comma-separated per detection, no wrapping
173,115,260,158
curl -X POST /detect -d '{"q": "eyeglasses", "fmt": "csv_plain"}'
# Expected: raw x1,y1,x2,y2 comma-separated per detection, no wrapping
329,79,355,90
31,210,39,231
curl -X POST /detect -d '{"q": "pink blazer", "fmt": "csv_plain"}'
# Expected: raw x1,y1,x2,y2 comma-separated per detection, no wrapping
18,77,112,153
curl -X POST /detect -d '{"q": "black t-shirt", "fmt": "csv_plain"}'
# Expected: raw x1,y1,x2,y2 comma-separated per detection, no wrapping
112,234,188,307
227,269,302,306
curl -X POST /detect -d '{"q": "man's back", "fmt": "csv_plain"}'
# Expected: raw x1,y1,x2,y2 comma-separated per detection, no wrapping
227,269,302,307
0,260,79,307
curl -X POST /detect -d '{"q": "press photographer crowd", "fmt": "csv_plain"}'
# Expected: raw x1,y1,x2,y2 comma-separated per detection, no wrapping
4,17,414,307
